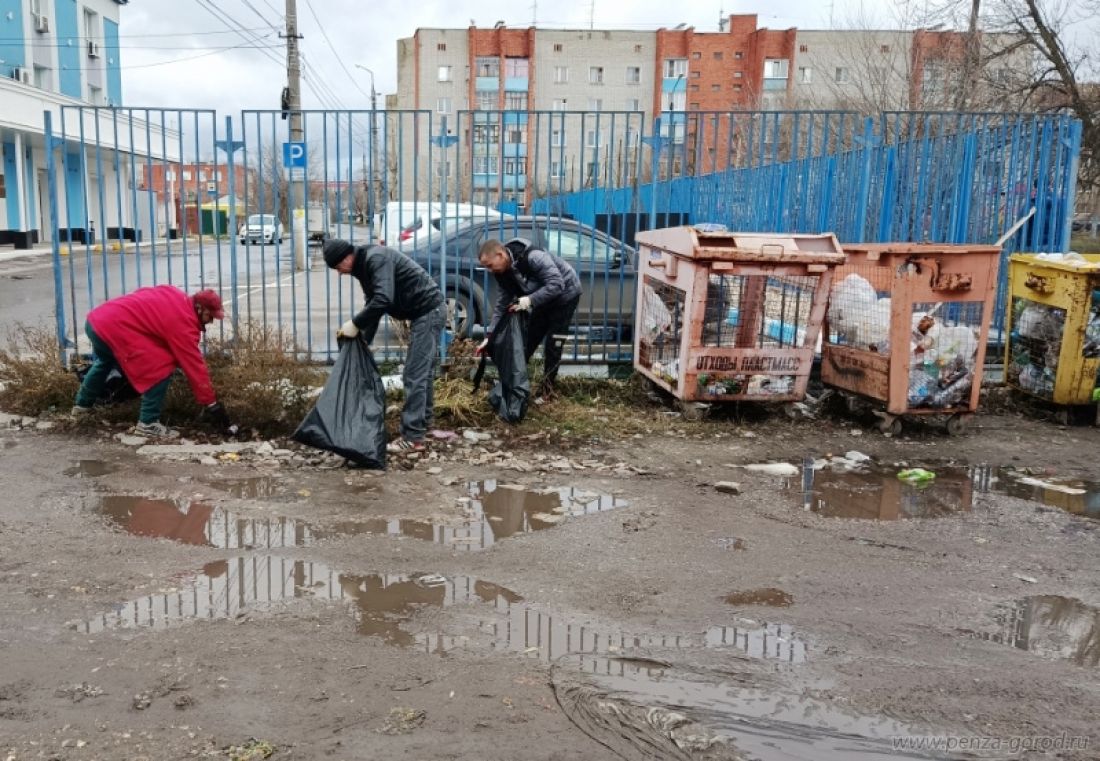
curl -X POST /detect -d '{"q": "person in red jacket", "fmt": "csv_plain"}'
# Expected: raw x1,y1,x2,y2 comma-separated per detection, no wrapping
71,286,233,438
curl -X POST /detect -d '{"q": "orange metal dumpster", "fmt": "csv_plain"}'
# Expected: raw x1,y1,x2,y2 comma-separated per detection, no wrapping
821,243,1002,435
633,228,845,409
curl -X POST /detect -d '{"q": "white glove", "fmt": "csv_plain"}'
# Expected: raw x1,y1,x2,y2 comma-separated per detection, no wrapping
475,338,489,357
513,296,532,312
337,319,359,338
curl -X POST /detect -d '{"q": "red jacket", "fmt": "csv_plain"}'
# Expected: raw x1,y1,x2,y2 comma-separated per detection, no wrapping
87,285,217,405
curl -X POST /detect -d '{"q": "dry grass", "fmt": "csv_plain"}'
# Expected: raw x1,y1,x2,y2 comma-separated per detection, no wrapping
1,323,726,441
0,322,326,437
0,324,79,416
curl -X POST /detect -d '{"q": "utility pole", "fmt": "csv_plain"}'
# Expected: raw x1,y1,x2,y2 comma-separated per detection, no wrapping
282,0,306,267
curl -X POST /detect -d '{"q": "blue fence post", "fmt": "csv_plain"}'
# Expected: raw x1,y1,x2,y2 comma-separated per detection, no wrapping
1060,118,1083,251
44,111,69,362
853,117,876,242
216,115,245,335
877,147,897,242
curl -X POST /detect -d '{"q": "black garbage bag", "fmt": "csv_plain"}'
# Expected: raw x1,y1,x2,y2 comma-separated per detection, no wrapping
292,336,387,469
486,311,530,423
73,364,139,406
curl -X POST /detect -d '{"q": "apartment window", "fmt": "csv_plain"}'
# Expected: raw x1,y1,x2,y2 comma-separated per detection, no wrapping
437,42,446,51
214,171,223,181
625,98,640,111
689,83,699,92
663,58,687,78
586,129,603,147
476,91,497,110
182,171,192,181
689,102,700,110
634,44,643,53
438,65,452,82
713,51,723,60
552,99,567,111
165,171,176,181
550,160,564,178
798,67,812,84
799,44,808,53
626,128,639,147
764,59,789,79
503,158,524,175
691,51,701,60
835,66,850,83
474,157,499,174
505,92,526,110
554,66,568,84
553,43,563,52
506,128,525,144
475,57,499,77
199,172,207,182
473,124,500,143
435,159,452,176
665,91,686,111
589,66,604,84
505,57,529,78
734,71,743,78
880,44,890,53
588,98,603,111
711,84,721,92
734,51,743,60
690,71,700,78
436,97,452,113
626,66,641,84
551,129,565,147
733,84,742,91
585,161,598,181
83,9,96,40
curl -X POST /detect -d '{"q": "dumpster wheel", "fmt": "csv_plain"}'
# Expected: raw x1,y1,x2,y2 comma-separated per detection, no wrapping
873,411,903,436
945,413,970,436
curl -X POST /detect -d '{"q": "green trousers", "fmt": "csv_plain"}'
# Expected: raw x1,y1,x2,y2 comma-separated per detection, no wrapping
74,321,171,424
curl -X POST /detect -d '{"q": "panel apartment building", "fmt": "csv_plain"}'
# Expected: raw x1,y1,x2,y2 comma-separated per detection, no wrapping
391,14,1024,210
0,0,174,248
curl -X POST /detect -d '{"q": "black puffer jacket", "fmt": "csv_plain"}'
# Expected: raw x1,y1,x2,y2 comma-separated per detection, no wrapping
350,245,443,343
487,238,583,333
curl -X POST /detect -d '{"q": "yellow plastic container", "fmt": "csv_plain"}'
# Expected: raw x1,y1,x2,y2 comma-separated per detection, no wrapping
1005,253,1100,406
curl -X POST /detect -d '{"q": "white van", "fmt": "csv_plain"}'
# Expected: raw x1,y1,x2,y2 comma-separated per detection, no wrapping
376,202,503,250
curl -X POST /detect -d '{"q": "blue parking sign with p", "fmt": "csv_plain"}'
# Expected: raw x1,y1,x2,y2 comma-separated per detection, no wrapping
283,141,306,168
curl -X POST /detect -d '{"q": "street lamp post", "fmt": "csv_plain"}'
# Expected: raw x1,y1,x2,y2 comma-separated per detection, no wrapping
354,64,380,236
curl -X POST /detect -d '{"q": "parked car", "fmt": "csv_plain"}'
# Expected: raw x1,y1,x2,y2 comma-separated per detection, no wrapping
375,202,502,250
239,214,284,245
404,215,637,339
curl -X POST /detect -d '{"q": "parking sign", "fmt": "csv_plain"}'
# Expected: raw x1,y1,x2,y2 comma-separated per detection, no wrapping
283,141,306,168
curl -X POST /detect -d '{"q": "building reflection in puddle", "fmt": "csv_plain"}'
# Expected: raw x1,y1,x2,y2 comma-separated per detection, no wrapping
77,555,806,667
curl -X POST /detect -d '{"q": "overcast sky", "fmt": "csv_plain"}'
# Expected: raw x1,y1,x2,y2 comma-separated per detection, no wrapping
119,0,883,113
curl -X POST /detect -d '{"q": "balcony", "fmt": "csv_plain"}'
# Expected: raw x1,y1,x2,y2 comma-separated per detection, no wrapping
763,78,788,91
504,77,529,92
502,112,528,127
502,143,527,158
476,76,499,91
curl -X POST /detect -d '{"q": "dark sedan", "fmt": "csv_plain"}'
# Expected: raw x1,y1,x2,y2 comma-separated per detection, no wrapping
405,215,637,341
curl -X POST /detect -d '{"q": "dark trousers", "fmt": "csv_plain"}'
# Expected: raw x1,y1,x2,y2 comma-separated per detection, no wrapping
75,321,171,423
401,304,446,441
525,295,580,388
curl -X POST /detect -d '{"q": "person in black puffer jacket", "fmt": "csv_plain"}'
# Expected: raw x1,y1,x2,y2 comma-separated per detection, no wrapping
323,239,445,453
476,237,582,393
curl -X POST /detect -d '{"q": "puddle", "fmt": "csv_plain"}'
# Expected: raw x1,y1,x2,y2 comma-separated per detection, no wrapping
968,595,1100,668
76,555,807,666
789,461,975,520
96,496,373,549
788,460,1100,521
64,460,118,478
101,482,628,552
725,588,793,607
423,480,629,551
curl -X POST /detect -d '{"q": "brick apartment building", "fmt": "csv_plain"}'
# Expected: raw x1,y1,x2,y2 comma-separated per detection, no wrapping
391,14,1026,208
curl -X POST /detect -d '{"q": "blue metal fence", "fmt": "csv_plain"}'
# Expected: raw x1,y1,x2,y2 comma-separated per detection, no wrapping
46,107,1081,364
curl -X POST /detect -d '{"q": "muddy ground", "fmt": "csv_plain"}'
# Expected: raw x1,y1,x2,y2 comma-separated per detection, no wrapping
1,409,1098,760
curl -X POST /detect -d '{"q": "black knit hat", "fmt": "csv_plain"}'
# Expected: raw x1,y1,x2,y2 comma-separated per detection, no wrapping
323,239,355,268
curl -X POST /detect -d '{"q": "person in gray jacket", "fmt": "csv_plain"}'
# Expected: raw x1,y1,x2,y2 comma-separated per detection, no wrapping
476,237,582,392
323,239,445,453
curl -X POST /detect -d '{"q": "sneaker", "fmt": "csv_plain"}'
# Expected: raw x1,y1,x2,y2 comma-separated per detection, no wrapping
134,421,180,439
386,438,425,454
70,405,92,419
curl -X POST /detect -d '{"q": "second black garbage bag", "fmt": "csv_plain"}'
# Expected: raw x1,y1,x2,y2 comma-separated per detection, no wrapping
480,311,531,424
293,336,387,468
